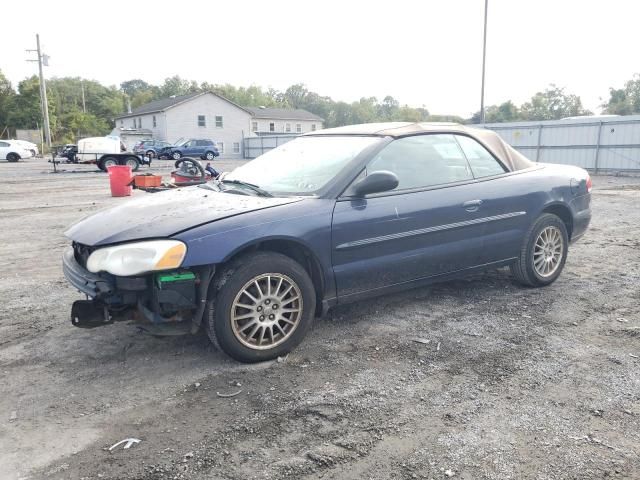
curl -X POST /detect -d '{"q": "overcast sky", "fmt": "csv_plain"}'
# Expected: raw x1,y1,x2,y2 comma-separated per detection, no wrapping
2,0,639,117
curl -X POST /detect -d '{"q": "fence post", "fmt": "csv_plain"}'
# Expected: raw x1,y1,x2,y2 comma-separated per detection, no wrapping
594,121,603,174
535,125,543,163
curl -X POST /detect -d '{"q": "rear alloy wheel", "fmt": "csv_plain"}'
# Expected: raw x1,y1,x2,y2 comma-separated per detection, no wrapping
6,153,19,162
206,252,316,363
172,151,182,160
205,151,215,160
510,213,568,287
146,150,156,159
125,156,140,171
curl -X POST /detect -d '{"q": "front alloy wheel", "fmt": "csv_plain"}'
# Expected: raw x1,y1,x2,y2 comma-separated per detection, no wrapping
206,252,316,363
231,273,302,350
172,151,182,160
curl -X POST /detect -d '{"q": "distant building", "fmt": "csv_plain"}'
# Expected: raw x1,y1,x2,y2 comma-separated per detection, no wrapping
112,92,324,157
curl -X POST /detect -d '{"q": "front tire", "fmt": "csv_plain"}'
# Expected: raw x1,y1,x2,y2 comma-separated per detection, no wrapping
206,252,316,363
510,213,568,287
172,151,182,160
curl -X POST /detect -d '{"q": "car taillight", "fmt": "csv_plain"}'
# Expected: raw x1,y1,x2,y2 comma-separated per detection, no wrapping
586,175,592,193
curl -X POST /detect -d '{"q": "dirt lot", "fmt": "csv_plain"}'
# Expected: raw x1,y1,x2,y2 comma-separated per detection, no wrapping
1,157,639,480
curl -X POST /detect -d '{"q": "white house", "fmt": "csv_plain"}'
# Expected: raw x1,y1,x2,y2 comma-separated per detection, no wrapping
246,107,322,135
113,92,324,158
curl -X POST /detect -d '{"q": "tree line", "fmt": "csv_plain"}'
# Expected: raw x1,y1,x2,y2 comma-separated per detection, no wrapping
1,68,639,144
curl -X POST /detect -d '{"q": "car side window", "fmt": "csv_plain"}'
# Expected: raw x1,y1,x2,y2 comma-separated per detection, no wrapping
455,135,507,178
366,134,473,191
0,141,8,147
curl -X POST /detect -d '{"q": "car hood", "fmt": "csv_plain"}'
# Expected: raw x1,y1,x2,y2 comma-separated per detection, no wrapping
65,186,303,246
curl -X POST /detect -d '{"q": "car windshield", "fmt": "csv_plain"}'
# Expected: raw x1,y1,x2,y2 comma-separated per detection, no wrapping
224,136,382,195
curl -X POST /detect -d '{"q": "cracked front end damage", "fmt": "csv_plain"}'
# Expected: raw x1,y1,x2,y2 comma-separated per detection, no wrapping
63,245,214,334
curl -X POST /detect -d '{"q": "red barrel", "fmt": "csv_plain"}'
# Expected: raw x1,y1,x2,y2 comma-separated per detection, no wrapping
107,165,133,197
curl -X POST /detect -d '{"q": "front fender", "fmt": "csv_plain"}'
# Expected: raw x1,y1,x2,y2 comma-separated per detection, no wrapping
173,198,337,300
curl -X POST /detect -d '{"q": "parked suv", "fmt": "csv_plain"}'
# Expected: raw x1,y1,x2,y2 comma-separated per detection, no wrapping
159,139,220,160
133,140,173,158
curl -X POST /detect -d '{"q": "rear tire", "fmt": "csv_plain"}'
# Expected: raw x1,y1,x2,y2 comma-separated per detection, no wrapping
146,150,156,159
124,156,140,171
99,156,118,171
6,153,19,162
205,252,316,363
204,151,215,161
510,213,568,287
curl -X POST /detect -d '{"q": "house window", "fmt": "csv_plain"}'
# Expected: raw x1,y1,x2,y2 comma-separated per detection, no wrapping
311,124,316,131
198,115,206,127
285,123,291,133
217,142,224,154
215,116,223,128
252,121,258,132
296,124,302,133
233,142,240,154
152,116,157,128
269,122,275,132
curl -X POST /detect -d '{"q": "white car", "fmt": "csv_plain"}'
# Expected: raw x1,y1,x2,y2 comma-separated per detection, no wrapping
0,140,35,162
12,140,39,156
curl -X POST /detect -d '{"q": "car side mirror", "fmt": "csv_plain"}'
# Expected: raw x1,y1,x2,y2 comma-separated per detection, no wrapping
351,170,399,197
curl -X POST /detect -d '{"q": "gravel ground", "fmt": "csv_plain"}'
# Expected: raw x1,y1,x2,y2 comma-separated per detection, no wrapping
0,158,639,480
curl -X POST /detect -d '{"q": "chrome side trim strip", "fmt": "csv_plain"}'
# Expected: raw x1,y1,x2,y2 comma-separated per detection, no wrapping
335,211,526,250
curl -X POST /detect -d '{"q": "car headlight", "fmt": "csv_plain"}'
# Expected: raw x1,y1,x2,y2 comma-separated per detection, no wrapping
86,240,187,276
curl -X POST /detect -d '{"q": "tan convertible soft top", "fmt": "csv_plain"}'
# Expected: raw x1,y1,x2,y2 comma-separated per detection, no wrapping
306,122,534,172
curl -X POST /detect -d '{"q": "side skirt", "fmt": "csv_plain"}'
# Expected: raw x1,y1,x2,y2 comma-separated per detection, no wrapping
326,258,517,311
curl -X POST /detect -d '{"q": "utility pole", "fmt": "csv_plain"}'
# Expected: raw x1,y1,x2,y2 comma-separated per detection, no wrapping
480,0,489,124
81,80,87,113
26,34,52,149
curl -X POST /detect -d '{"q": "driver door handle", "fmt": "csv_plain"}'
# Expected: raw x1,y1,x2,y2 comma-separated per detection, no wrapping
463,199,483,212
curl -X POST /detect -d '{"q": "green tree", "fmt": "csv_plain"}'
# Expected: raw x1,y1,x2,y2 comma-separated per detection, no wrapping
159,76,200,98
0,69,16,133
602,74,640,115
470,100,519,123
10,76,53,131
520,85,591,121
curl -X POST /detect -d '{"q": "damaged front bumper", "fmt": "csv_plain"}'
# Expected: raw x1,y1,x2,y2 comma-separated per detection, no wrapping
62,246,213,333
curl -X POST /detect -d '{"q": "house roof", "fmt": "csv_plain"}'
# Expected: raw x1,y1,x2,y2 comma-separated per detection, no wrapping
117,92,204,118
116,92,324,122
246,107,323,122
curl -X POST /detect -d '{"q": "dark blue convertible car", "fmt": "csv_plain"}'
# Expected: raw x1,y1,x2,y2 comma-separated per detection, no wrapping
63,122,591,362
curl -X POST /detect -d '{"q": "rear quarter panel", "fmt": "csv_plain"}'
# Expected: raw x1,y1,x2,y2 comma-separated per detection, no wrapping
510,163,591,238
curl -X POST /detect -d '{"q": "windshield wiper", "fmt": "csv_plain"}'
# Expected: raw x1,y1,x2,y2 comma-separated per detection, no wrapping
219,179,273,197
